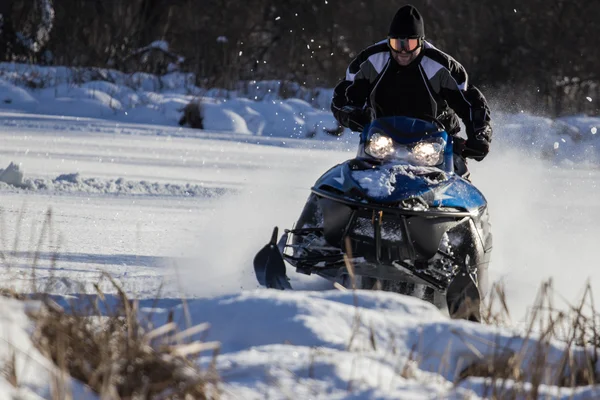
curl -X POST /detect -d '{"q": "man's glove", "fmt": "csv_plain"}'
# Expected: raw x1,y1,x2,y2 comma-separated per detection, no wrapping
339,105,373,132
438,110,461,136
452,136,467,156
463,125,492,161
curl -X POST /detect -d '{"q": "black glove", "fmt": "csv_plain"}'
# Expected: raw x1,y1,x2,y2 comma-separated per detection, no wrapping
438,111,461,136
339,105,373,132
452,136,467,156
463,125,492,161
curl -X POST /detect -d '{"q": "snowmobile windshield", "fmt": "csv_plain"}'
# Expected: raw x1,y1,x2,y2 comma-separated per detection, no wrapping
364,116,443,142
363,116,448,167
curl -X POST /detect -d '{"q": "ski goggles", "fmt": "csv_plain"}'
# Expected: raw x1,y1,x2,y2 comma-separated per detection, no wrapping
388,37,422,53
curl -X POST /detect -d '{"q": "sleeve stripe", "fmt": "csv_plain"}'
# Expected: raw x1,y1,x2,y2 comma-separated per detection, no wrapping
367,52,389,75
421,54,471,121
345,39,389,82
420,57,444,81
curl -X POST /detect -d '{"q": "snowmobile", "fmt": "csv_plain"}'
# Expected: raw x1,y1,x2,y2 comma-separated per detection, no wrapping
253,115,492,321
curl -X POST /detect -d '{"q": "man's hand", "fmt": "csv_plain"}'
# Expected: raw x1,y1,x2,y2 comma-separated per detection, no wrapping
339,106,373,132
463,125,492,161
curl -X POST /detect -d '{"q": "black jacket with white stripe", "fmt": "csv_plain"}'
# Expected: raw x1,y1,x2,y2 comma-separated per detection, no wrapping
331,40,491,139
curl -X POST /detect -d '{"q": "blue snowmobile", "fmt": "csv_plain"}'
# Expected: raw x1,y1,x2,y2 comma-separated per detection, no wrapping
254,116,492,321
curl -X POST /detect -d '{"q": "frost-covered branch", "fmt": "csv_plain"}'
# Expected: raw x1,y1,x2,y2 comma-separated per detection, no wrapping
36,0,54,47
15,0,54,53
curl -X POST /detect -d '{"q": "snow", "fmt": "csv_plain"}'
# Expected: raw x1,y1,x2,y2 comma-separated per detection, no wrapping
145,290,600,399
1,172,232,198
0,62,597,158
150,40,170,52
1,111,600,396
0,63,599,397
0,80,39,107
201,102,251,133
492,111,600,165
0,64,340,139
0,114,349,298
352,168,396,198
0,161,24,186
352,164,447,198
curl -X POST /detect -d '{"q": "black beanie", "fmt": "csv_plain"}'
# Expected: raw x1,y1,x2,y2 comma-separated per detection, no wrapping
388,5,425,38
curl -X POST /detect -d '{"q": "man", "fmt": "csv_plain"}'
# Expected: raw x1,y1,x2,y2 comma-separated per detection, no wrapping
331,4,493,166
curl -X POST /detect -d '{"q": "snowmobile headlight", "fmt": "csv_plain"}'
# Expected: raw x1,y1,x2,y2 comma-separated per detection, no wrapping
410,138,446,166
366,133,395,159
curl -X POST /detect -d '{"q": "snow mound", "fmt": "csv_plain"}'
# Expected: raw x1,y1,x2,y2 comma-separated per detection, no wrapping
146,290,600,399
0,162,24,187
0,63,343,140
0,168,234,198
27,175,233,197
0,80,39,108
201,102,251,134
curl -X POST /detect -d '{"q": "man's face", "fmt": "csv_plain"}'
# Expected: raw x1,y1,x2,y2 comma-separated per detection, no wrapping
392,47,421,66
388,37,422,66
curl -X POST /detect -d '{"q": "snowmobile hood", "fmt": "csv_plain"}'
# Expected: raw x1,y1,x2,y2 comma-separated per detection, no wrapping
313,161,487,213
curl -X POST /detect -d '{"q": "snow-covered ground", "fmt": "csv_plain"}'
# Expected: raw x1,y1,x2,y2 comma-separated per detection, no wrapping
0,64,600,397
0,109,599,397
0,112,353,298
0,62,598,162
149,290,600,399
0,63,338,139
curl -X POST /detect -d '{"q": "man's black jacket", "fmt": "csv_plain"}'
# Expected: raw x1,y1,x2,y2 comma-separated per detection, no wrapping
331,39,491,139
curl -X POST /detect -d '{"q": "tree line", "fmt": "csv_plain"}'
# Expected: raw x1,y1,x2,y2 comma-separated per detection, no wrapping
1,0,598,117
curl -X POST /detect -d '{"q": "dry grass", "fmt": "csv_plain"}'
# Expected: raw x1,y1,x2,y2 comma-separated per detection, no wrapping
457,279,600,398
0,206,221,399
1,352,18,389
0,289,221,399
26,276,221,399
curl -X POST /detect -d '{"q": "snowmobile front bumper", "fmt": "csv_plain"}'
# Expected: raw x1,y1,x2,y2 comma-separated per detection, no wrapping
254,190,488,293
254,227,463,293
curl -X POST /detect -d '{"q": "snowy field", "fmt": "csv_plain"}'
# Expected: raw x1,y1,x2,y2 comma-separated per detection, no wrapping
0,64,599,397
0,111,599,398
0,111,354,299
1,109,598,314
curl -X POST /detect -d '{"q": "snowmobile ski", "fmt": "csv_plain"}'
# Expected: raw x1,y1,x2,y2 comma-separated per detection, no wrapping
253,227,292,290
